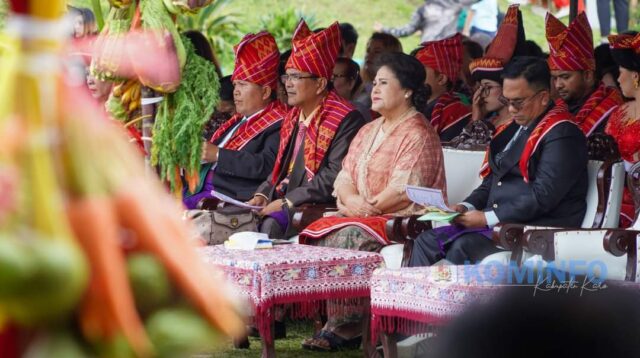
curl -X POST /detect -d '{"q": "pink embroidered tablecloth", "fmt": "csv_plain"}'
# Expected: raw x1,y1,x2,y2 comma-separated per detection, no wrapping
198,244,385,341
370,265,504,338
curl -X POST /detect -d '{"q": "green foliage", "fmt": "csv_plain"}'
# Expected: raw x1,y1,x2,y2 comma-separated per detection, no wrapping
151,34,219,190
258,7,319,52
177,0,243,74
0,0,7,29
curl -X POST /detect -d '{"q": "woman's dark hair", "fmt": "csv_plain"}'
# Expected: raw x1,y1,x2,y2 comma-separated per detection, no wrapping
334,57,363,97
375,52,430,110
502,56,550,92
219,75,234,101
278,50,292,78
522,40,545,58
339,23,359,46
183,30,223,79
594,43,620,83
610,31,640,72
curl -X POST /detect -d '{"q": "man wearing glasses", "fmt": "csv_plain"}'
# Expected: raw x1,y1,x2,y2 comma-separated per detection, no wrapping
546,13,623,137
410,56,589,266
247,20,365,239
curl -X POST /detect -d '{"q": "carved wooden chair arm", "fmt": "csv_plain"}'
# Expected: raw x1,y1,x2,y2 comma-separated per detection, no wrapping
291,203,338,231
603,229,640,281
491,224,525,250
521,227,584,261
385,215,433,242
603,229,640,256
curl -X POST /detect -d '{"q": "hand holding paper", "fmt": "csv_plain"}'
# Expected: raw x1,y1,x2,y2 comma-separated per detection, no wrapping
211,190,264,211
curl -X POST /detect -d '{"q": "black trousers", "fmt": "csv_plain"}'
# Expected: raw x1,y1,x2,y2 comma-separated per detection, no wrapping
409,230,503,267
597,0,629,37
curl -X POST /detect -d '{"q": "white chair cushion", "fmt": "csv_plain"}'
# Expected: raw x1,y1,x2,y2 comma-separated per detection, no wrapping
553,230,627,281
442,148,485,206
380,243,404,269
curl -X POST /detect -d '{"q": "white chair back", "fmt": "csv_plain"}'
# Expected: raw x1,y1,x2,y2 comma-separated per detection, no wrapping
581,160,602,227
442,148,485,205
601,161,625,228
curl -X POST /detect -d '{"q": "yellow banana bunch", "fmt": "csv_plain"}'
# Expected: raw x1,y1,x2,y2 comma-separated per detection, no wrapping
112,79,142,116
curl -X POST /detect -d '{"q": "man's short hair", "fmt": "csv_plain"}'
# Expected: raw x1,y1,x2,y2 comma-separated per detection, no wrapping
340,23,358,45
462,39,484,60
502,56,551,92
370,32,403,53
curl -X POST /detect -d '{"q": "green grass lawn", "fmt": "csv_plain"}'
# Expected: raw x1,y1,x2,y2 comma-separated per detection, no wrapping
207,320,364,358
223,0,572,64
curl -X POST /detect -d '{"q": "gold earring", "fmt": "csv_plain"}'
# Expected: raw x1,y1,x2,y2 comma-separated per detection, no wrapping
404,93,410,99
634,77,640,89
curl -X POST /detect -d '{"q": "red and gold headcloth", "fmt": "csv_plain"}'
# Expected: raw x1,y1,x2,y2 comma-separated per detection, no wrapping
608,33,640,70
546,12,595,71
469,5,524,82
286,19,342,79
231,31,280,90
414,33,464,82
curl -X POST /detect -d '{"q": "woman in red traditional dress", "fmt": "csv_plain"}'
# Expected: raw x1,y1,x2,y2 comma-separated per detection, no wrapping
299,52,446,351
606,31,640,226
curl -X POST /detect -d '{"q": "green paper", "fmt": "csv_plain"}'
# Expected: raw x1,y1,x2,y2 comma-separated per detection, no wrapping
418,211,460,223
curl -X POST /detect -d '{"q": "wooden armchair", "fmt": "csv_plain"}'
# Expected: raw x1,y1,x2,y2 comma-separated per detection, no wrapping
479,134,625,265
496,161,639,282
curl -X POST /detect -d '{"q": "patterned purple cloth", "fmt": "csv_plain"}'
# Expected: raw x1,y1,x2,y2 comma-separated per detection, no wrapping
198,244,385,342
370,265,503,338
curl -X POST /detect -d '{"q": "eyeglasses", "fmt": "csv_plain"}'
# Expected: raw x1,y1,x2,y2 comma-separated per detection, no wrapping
498,90,545,111
479,84,502,97
280,74,319,83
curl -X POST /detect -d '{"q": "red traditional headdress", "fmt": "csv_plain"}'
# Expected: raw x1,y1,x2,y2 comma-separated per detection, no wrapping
285,19,341,79
546,12,595,71
415,33,464,82
231,31,280,90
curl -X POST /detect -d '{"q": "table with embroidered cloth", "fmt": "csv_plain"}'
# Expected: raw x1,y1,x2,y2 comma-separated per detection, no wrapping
198,244,385,356
370,265,505,348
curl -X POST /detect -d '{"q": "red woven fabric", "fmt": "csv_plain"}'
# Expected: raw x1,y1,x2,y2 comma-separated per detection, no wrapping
546,12,595,71
415,33,463,82
271,91,354,184
286,20,341,79
209,100,287,151
469,5,522,76
231,31,280,90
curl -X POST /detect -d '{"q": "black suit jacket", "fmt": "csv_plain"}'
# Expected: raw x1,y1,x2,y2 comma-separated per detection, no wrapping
212,120,282,201
256,110,365,206
464,104,588,227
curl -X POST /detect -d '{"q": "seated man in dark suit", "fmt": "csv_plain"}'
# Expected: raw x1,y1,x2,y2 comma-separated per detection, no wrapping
183,31,287,208
410,56,589,266
247,20,365,239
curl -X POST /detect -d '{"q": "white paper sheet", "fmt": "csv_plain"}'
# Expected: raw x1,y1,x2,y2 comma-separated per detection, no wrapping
405,185,454,212
210,190,264,211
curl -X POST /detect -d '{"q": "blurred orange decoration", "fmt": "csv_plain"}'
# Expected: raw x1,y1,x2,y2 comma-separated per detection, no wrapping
0,1,244,357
